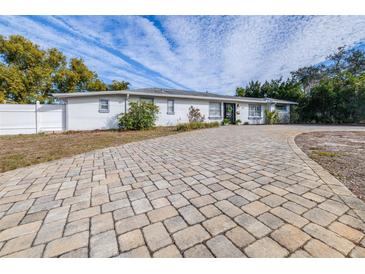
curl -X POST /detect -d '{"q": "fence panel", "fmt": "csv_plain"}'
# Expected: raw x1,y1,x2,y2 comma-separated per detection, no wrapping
38,104,65,132
0,103,65,135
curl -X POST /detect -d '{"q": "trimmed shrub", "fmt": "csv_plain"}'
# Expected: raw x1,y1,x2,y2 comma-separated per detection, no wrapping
118,101,159,130
176,121,219,131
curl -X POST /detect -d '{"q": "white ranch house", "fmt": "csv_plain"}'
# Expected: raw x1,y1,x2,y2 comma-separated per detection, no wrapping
0,88,298,135
53,88,297,131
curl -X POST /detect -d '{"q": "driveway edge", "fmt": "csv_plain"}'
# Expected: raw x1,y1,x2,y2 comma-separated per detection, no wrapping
288,133,365,223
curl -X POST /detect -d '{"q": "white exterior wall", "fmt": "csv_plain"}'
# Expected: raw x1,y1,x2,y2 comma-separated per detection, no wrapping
275,104,290,123
66,95,215,130
65,95,292,129
237,103,291,124
129,95,223,126
237,103,266,124
66,95,125,130
0,103,65,135
1,95,293,135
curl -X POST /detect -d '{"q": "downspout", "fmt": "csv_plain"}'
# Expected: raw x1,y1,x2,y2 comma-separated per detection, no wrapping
221,101,224,120
125,93,130,113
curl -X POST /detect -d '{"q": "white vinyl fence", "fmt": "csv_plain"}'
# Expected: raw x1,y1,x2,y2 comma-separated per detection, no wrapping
0,102,66,135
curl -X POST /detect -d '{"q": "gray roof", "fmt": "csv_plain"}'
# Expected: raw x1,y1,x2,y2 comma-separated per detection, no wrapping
132,88,297,104
52,88,298,105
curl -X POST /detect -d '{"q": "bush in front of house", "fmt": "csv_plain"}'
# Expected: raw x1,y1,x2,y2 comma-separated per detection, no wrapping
187,106,205,122
264,109,279,125
176,121,219,131
222,118,230,125
234,119,242,125
118,101,159,130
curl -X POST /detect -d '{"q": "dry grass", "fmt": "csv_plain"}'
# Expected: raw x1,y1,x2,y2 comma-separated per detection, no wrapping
0,127,178,173
311,150,339,158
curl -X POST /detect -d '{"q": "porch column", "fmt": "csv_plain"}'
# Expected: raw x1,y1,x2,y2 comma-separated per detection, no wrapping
235,102,239,122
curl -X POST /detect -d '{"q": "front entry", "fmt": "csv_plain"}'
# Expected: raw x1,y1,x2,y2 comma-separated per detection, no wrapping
223,103,236,124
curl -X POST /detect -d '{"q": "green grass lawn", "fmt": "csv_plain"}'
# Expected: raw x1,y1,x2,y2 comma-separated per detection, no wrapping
0,127,178,173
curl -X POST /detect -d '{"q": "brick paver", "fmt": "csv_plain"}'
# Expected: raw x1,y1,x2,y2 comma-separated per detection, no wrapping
1,125,365,257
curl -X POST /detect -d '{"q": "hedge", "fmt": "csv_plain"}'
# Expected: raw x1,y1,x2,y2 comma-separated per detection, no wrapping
176,121,220,131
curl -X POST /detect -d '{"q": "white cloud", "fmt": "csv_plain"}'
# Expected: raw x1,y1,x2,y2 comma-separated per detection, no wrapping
1,16,365,94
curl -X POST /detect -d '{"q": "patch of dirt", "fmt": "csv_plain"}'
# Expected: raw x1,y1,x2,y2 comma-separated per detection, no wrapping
295,131,365,202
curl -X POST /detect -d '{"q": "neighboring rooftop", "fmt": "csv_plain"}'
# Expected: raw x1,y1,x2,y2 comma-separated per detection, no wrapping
52,88,298,105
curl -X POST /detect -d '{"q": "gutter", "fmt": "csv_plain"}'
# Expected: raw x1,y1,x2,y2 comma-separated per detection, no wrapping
52,90,298,105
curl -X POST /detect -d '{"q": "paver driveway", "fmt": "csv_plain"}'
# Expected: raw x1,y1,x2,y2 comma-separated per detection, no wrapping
1,125,365,258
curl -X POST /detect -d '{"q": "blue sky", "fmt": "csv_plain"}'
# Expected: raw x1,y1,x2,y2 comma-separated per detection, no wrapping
1,16,365,94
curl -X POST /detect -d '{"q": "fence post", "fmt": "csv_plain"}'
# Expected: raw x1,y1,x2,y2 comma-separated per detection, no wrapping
35,101,40,133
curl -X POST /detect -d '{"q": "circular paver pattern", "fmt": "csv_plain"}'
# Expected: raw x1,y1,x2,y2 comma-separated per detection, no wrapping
0,125,365,257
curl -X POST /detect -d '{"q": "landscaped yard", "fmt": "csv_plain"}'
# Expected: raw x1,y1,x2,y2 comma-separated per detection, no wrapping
0,127,178,173
295,131,365,202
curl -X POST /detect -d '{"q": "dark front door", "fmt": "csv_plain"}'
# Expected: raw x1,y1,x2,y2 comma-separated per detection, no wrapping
224,103,236,124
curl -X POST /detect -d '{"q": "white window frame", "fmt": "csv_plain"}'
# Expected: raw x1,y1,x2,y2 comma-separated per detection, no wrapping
248,104,262,118
99,99,109,113
209,102,222,118
275,104,287,112
167,99,174,115
140,97,154,104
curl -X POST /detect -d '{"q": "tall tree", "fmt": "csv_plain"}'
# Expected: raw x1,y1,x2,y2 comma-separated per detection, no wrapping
291,65,324,93
88,79,107,91
235,87,245,97
54,58,106,93
108,80,130,90
0,35,66,103
0,35,128,103
235,46,365,123
243,81,262,97
345,49,365,76
327,46,347,77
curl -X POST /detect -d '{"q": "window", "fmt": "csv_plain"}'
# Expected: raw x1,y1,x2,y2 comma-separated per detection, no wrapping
99,99,109,113
140,97,154,104
249,104,262,118
275,104,287,112
209,102,221,118
167,99,174,114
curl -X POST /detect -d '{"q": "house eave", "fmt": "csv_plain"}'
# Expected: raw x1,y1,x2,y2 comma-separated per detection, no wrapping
52,90,298,105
